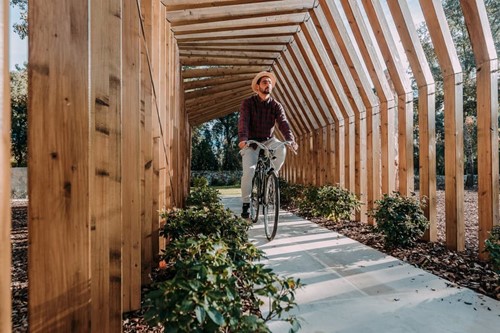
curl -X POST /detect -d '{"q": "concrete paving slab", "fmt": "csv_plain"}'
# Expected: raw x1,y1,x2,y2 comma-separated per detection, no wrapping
221,195,500,333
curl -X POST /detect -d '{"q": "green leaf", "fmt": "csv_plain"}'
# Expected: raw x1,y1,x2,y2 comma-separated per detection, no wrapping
207,306,225,326
195,306,206,324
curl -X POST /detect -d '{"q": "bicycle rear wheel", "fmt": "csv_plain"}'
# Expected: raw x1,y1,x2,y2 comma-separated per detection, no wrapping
263,172,280,240
250,175,260,223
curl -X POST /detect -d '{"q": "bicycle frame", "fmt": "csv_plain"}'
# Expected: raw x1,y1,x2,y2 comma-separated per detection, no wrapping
245,139,293,240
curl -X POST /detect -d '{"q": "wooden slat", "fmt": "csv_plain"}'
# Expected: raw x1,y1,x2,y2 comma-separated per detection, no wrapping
0,1,11,331
177,36,293,46
179,49,281,60
387,0,437,241
362,0,414,196
340,0,395,199
185,80,249,100
166,0,315,26
184,73,254,90
139,0,154,286
460,0,499,259
420,0,464,251
273,86,303,137
163,0,272,12
175,25,298,41
273,64,311,134
186,86,250,110
172,12,308,35
90,0,122,330
182,65,267,79
180,44,286,52
180,56,274,66
122,0,142,311
28,0,91,331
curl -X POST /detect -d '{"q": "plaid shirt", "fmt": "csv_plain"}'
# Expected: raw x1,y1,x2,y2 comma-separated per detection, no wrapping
238,95,295,144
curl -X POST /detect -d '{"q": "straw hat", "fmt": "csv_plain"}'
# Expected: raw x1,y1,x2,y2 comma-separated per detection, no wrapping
251,71,277,93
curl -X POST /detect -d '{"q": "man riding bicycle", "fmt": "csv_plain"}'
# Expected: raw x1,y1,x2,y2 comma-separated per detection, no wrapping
238,71,298,218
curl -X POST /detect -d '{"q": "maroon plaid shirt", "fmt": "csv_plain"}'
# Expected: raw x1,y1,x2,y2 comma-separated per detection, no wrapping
238,95,295,145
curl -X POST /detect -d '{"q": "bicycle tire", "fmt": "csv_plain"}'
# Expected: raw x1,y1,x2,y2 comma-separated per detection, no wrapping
263,172,280,240
250,175,260,223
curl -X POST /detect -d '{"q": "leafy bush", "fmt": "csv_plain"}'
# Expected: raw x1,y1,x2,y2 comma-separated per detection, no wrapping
150,180,303,332
145,236,302,332
370,193,429,248
296,185,320,217
187,177,221,208
313,185,361,222
485,226,500,274
279,178,305,207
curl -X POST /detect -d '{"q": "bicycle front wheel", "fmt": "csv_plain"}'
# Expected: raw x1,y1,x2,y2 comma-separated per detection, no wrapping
250,175,260,223
263,172,280,240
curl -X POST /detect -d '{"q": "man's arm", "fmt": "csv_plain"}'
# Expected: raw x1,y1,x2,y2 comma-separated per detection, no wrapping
238,99,249,149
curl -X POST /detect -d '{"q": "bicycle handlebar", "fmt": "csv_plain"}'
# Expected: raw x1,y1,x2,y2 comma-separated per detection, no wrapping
244,140,297,155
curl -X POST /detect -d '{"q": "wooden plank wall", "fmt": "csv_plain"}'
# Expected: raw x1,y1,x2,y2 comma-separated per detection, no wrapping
0,1,11,332
27,0,189,331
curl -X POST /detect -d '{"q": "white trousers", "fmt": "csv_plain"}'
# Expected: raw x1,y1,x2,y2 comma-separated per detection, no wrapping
240,138,286,204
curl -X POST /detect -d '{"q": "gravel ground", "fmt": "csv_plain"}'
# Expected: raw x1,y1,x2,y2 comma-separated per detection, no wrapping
10,190,500,332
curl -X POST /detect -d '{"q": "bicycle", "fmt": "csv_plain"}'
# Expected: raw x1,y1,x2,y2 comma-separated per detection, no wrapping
245,140,294,241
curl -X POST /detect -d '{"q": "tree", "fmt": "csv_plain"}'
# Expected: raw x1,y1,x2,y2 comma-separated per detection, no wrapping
191,125,219,171
11,0,28,39
10,64,28,167
416,0,499,184
212,112,241,171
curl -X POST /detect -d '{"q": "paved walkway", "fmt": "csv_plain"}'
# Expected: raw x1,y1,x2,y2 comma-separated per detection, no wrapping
221,194,500,333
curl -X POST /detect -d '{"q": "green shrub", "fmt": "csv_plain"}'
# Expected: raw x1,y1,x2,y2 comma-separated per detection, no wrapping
160,205,252,261
279,178,305,207
485,226,500,274
296,185,320,217
370,193,429,248
145,236,302,332
313,185,361,222
187,178,221,208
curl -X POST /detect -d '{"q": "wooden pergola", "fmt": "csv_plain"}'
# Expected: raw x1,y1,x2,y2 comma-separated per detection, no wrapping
1,0,498,332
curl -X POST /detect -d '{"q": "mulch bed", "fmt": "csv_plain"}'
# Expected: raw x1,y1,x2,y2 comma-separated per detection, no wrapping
10,190,500,332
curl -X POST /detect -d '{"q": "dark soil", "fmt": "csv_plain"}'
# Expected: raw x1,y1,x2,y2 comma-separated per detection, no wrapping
10,190,500,332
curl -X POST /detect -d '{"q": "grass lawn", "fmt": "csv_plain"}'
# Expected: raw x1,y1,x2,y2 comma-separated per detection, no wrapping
211,185,241,196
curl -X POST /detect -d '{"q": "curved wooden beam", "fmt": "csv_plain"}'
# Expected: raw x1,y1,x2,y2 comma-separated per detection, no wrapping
460,0,499,259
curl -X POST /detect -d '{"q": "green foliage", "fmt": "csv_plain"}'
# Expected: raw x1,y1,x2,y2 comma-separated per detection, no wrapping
10,64,28,167
151,181,303,332
484,226,500,274
212,113,241,171
313,185,361,222
186,177,222,208
10,0,28,39
279,178,304,207
370,193,429,248
191,126,219,171
296,185,320,218
145,235,302,332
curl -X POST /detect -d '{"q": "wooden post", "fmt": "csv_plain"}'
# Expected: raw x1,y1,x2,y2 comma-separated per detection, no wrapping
140,0,154,284
122,0,142,311
460,0,499,259
420,0,464,251
0,1,11,331
28,0,91,331
363,0,414,196
386,0,437,241
90,0,123,330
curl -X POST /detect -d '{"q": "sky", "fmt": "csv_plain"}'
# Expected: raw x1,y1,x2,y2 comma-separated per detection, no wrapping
8,0,424,71
9,5,27,70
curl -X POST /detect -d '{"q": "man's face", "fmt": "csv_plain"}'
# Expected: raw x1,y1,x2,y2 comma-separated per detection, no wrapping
258,77,273,94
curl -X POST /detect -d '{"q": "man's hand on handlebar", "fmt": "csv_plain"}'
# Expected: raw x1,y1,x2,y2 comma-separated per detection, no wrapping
238,141,247,150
